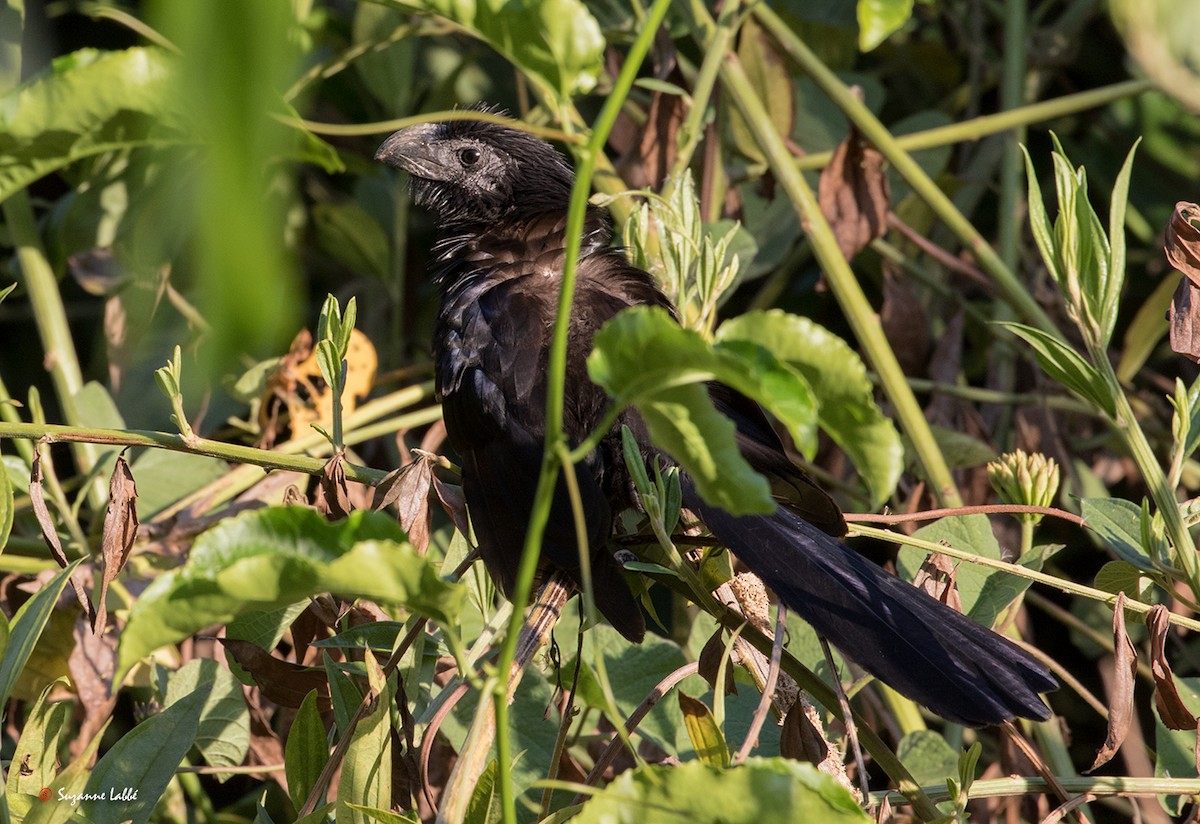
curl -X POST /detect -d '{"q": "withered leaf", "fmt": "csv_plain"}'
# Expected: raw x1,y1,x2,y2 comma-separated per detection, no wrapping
315,452,352,520
880,263,931,377
1166,203,1200,363
697,627,737,696
95,455,138,637
1148,605,1198,730
1087,592,1137,772
29,449,95,624
432,475,472,544
780,700,829,764
1168,279,1200,363
68,614,118,762
220,638,333,711
912,552,962,613
372,456,433,553
1165,202,1200,283
817,126,890,261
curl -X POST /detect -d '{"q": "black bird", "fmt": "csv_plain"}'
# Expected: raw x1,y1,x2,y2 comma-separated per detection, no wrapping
376,116,1056,727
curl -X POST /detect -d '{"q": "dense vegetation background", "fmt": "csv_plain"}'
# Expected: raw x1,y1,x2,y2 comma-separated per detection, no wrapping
1,0,1200,822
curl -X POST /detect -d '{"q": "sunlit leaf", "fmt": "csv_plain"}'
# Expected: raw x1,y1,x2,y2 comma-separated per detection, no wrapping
717,310,902,506
117,507,465,681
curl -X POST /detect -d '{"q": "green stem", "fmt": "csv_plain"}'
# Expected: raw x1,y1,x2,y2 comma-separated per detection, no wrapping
791,80,1151,171
715,53,963,506
0,421,392,486
753,5,1060,338
872,775,1200,808
851,522,1200,634
989,0,1030,448
490,5,673,821
1090,349,1200,594
670,0,740,179
2,190,106,507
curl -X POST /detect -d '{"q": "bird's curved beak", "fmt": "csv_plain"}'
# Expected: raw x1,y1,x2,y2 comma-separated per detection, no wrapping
375,124,447,179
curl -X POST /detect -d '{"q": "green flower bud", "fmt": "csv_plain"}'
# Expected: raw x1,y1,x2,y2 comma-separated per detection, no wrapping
987,450,1061,524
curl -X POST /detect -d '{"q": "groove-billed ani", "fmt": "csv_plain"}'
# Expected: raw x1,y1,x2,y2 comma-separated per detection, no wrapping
376,117,1055,727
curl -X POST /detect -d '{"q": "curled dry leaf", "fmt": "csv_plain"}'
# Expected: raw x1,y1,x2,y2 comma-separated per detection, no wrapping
1147,605,1198,730
28,449,95,625
68,614,118,762
372,456,434,553
697,627,737,696
220,638,333,712
913,552,963,613
95,455,139,637
1087,592,1137,772
780,698,829,765
817,125,890,261
315,452,352,520
1166,202,1200,362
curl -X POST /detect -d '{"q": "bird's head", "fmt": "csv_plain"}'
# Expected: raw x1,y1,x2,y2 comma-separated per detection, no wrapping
375,117,575,226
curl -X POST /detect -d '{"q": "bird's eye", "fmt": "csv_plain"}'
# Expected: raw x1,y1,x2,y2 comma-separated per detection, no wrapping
458,147,481,167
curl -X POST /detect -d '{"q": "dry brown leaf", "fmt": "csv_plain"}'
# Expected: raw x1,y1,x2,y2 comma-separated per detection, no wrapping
1168,279,1200,363
29,449,95,624
1087,592,1137,772
912,552,963,613
779,699,829,764
67,614,118,762
316,453,352,520
372,457,434,553
1166,203,1200,363
880,263,930,376
817,126,890,261
259,328,379,448
432,475,472,545
1166,202,1200,282
1147,605,1198,730
95,455,138,637
697,627,737,696
220,638,333,711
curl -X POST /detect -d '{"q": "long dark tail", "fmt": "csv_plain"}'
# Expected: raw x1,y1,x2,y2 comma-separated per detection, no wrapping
682,481,1056,727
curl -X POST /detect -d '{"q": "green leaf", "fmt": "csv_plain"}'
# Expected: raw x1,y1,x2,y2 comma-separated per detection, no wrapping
574,758,871,823
287,690,330,813
1021,145,1061,286
678,692,730,767
6,678,72,799
0,444,11,551
0,560,79,708
718,310,902,506
129,449,228,518
158,659,250,781
117,507,465,681
337,664,394,824
998,322,1114,416
1081,497,1154,568
896,730,959,787
399,0,604,98
1105,139,1140,340
324,652,361,734
341,805,419,824
590,306,825,514
857,0,914,51
81,684,209,824
22,716,110,824
1094,560,1155,602
0,47,185,204
313,200,391,280
463,759,501,824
